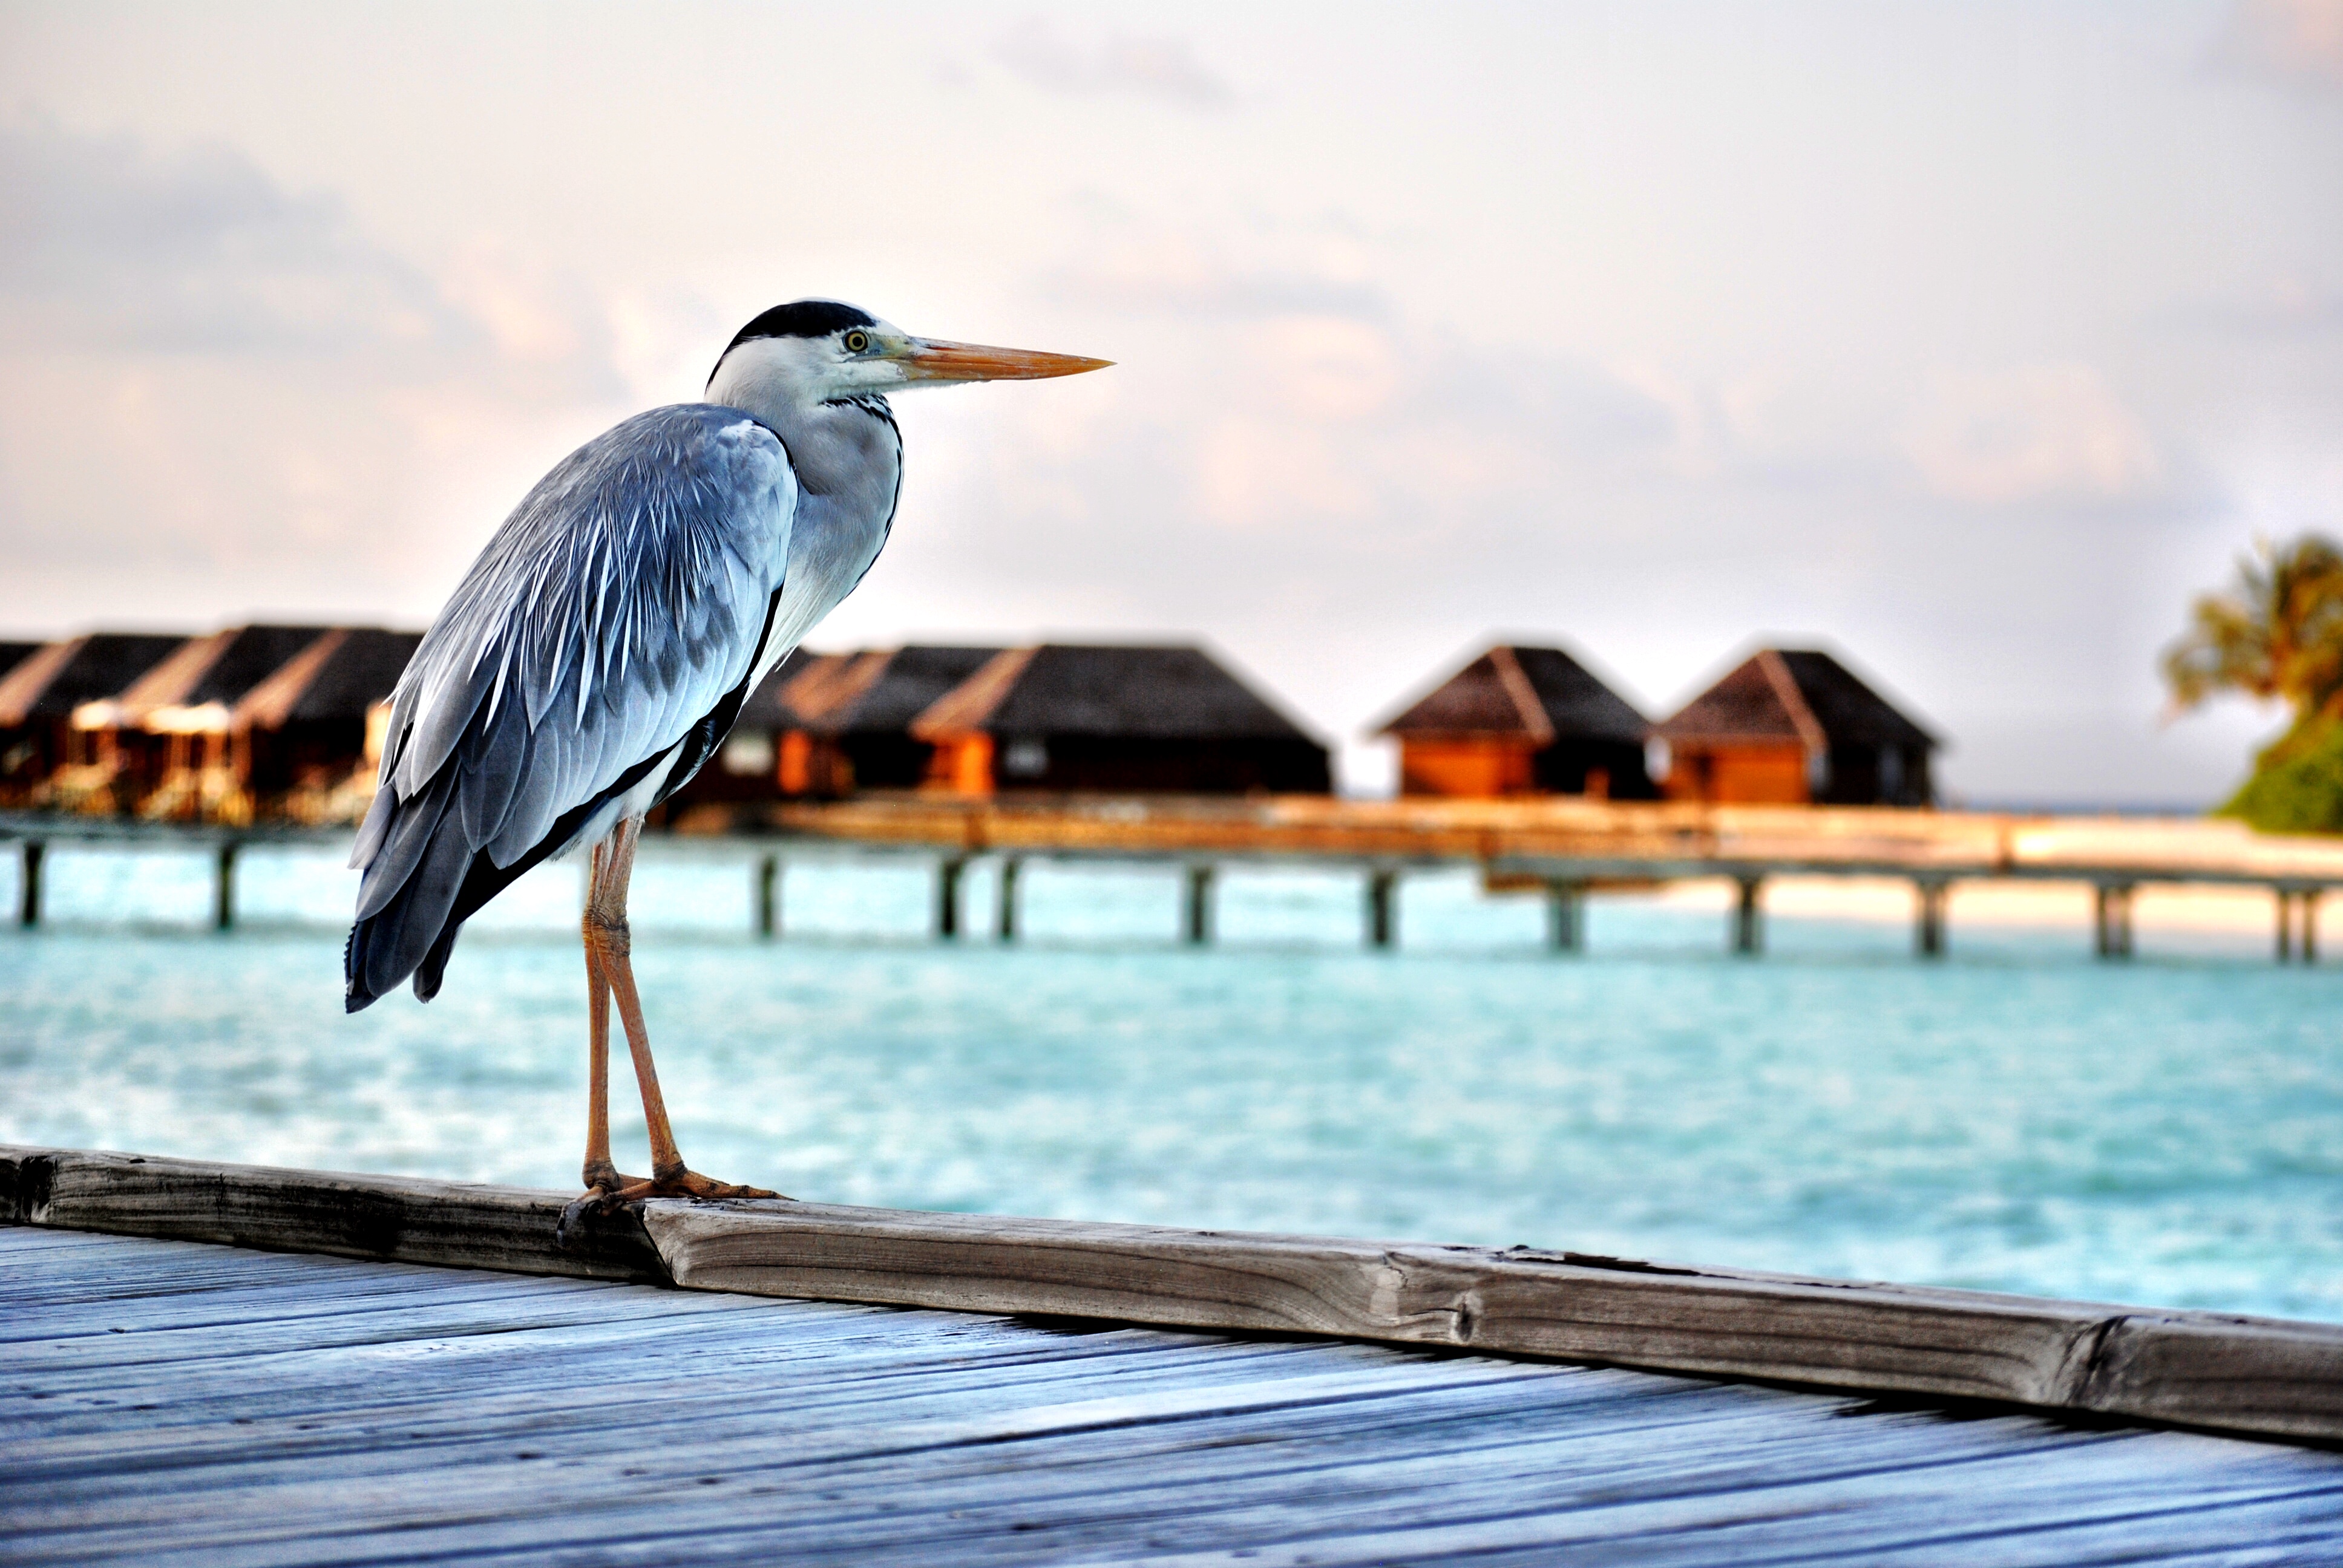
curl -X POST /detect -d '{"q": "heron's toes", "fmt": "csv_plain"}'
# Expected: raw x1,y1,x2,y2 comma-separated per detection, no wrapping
556,1171,653,1249
609,1169,785,1202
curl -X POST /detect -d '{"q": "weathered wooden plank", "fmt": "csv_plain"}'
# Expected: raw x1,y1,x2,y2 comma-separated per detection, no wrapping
7,1334,1506,1481
0,1362,2235,1565
8,1234,2341,1568
2086,1313,2343,1443
8,1145,2342,1445
7,1362,1572,1531
31,1414,2329,1568
0,1269,653,1345
0,1145,664,1283
641,1200,2343,1443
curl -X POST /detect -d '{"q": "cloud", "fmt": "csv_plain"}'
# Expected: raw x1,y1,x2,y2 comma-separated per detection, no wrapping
0,117,669,403
2168,273,2343,338
1897,364,2163,505
980,203,1684,563
994,18,1233,107
0,117,470,358
2207,0,2343,91
0,119,720,627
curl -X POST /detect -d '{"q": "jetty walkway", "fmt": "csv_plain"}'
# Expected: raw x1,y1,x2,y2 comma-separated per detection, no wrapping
10,797,2343,959
7,1147,2342,1563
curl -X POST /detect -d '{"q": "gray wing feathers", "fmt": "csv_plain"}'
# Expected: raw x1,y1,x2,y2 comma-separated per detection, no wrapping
354,406,795,926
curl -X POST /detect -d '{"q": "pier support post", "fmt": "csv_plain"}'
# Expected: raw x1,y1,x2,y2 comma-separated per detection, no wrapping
936,856,965,941
1914,879,1948,959
997,857,1021,942
1184,863,1214,946
18,841,42,928
2276,888,2318,964
754,854,780,940
2094,883,2134,960
1366,867,1398,950
1544,879,1584,953
1731,876,1763,955
214,841,238,932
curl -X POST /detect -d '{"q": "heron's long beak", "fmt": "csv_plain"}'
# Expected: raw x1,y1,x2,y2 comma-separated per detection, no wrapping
901,338,1112,383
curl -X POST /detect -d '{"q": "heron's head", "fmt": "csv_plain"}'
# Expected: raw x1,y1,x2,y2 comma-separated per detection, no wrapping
705,299,1109,411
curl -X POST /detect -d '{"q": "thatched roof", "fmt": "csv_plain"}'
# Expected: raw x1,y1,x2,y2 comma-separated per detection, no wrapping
1654,648,1936,750
733,648,831,731
101,624,340,727
734,645,1008,737
792,645,1004,737
233,629,424,730
913,645,1319,742
820,642,1003,736
1376,644,1646,744
0,633,190,727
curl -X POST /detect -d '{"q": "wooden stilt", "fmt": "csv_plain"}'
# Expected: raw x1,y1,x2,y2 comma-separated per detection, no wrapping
997,857,1021,942
1544,879,1584,953
214,841,238,932
936,856,965,941
754,854,779,940
1915,880,1948,958
2094,883,2135,961
1365,868,1397,950
18,841,41,928
1184,863,1213,946
1732,877,1762,955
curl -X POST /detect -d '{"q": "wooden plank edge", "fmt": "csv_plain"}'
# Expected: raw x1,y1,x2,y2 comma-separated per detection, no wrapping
636,1203,2343,1444
0,1146,665,1285
5,1144,2337,1445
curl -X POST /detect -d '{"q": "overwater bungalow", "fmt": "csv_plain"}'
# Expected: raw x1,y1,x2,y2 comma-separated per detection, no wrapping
910,644,1331,795
1653,645,1938,806
1375,642,1656,799
0,632,191,809
69,624,338,820
227,627,422,824
776,644,1005,797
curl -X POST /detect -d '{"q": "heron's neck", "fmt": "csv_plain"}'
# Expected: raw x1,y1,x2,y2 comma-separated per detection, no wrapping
715,388,900,500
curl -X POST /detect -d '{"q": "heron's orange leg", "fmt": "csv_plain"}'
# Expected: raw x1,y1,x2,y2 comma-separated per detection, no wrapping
577,840,644,1197
586,817,778,1204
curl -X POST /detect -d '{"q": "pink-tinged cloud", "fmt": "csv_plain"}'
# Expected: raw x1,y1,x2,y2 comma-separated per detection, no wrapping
2209,0,2343,90
1898,365,2163,506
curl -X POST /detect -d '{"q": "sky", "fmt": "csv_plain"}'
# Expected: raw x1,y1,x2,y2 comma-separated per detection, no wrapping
1,1,2338,803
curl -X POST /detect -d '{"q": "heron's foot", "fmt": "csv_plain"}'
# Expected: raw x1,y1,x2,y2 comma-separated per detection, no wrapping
582,1160,647,1197
608,1165,784,1203
556,1169,652,1250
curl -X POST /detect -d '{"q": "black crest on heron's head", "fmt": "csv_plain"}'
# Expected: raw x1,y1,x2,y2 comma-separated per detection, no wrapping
724,300,877,353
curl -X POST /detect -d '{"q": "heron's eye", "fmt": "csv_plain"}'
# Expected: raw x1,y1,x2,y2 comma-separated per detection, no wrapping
843,330,871,354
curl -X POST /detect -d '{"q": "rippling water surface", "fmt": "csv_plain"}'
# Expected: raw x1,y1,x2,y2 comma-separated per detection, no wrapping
2,840,2338,1321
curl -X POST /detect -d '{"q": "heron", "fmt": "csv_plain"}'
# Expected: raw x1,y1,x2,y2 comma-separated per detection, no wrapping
344,299,1108,1207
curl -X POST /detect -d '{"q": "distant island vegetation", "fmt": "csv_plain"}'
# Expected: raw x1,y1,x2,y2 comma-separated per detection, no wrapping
2166,534,2343,833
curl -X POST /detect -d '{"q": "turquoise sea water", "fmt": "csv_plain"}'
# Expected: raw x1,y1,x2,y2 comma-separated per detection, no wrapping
2,841,2339,1321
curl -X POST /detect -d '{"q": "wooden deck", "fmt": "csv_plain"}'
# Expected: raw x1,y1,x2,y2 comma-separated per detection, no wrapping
7,1148,2343,1562
13,797,2343,956
741,794,2343,891
10,1226,2343,1566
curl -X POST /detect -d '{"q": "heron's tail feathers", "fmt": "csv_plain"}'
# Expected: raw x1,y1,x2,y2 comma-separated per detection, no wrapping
344,770,478,1011
344,764,583,1012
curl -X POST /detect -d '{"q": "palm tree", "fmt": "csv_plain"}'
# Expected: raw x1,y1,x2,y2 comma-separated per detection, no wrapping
2163,534,2343,723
